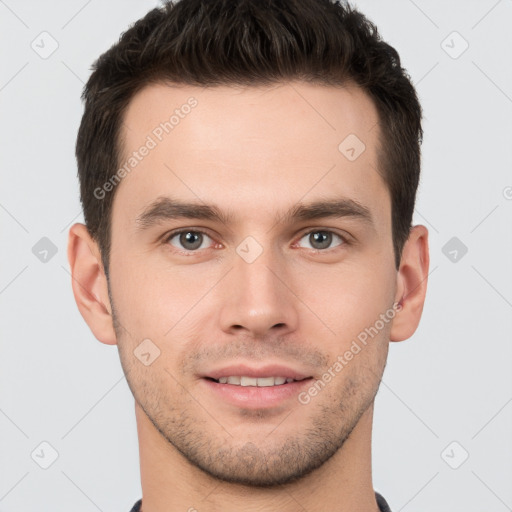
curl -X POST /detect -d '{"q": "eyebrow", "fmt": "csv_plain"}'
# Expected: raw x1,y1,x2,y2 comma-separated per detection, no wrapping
135,195,375,232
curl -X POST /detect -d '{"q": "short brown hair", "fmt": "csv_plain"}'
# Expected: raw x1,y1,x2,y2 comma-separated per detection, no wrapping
76,0,423,274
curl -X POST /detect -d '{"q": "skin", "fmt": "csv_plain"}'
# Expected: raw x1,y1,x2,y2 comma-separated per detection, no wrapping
68,81,429,512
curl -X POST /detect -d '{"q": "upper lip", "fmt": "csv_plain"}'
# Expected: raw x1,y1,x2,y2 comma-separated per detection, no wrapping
202,364,312,381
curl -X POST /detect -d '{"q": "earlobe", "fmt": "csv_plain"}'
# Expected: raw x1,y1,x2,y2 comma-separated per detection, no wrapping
67,223,117,345
390,224,429,342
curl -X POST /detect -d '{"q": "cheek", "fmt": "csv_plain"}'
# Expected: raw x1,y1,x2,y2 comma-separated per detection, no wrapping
294,260,395,340
110,255,214,343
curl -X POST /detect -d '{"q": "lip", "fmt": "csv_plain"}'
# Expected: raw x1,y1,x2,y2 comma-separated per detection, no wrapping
202,364,311,381
201,376,314,409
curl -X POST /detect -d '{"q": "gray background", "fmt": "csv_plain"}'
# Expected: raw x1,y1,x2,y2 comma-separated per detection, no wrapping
1,0,511,510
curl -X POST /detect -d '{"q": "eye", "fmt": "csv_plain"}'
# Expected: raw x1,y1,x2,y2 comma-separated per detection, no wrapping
296,230,347,251
163,228,348,254
165,229,215,252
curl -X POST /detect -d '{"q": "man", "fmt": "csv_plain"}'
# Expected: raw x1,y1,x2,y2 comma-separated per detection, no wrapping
67,0,429,510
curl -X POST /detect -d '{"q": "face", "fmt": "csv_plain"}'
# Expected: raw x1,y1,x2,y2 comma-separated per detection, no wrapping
108,81,398,486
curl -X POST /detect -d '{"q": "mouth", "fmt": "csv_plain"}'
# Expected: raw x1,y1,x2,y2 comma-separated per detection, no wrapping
204,375,312,387
200,375,314,409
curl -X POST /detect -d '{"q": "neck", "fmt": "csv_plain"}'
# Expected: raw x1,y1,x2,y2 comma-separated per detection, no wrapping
135,401,380,512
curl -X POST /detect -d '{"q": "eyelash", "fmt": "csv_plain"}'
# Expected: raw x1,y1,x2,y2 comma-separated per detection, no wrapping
163,228,350,255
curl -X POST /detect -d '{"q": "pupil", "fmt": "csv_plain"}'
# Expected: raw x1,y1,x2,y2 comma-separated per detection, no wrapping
181,231,202,250
311,231,331,249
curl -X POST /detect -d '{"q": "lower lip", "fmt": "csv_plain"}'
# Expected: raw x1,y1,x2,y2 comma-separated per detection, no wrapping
201,378,313,409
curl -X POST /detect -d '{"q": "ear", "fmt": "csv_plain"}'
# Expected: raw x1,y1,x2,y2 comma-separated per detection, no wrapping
67,223,117,345
390,224,429,342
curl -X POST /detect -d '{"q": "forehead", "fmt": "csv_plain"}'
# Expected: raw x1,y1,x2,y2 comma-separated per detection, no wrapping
121,81,380,157
114,80,388,231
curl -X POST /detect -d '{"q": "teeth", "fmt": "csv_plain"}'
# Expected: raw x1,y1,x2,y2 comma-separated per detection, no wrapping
256,377,275,387
215,376,295,387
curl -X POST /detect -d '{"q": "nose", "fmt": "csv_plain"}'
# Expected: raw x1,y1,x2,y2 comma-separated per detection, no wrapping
218,243,299,338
